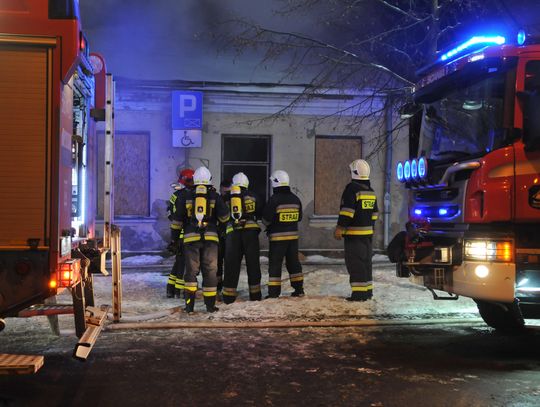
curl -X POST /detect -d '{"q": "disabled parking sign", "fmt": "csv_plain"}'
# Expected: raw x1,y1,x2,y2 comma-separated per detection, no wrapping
172,91,203,130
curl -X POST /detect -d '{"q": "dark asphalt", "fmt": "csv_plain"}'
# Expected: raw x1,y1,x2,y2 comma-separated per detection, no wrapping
1,322,540,407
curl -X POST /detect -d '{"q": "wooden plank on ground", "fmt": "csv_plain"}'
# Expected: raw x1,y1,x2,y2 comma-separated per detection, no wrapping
0,354,44,375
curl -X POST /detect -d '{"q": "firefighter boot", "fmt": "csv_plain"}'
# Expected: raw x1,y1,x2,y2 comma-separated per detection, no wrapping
204,296,219,313
184,291,196,313
346,291,367,302
249,291,262,301
166,283,175,298
291,287,305,297
266,285,281,299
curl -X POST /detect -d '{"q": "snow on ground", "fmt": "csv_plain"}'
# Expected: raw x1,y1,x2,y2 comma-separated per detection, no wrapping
91,260,478,324
1,259,479,336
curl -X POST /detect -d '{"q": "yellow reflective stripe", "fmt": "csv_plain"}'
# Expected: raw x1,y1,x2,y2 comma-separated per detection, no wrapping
204,235,219,242
243,223,260,229
184,235,201,243
169,194,177,204
371,215,379,220
249,285,261,293
203,291,217,297
351,285,373,292
339,210,354,218
167,275,176,284
226,226,234,234
355,192,376,201
268,281,282,286
219,215,231,223
171,223,182,230
222,288,238,296
270,235,299,241
290,276,304,282
185,286,198,292
344,230,373,236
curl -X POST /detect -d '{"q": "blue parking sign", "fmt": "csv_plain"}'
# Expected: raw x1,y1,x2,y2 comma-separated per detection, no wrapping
172,91,203,129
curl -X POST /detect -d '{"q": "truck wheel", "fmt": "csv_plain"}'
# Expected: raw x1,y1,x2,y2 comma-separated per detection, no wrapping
0,319,5,332
475,300,525,333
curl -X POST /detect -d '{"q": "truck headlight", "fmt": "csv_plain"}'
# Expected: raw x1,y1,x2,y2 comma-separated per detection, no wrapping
464,240,513,262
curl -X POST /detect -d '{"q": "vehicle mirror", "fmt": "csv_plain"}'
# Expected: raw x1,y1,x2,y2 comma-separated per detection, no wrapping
518,90,540,151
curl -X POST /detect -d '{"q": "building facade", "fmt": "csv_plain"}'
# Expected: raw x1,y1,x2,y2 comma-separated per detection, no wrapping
95,78,409,253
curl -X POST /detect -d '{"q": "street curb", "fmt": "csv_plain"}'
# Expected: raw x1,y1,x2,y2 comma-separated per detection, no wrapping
105,317,486,331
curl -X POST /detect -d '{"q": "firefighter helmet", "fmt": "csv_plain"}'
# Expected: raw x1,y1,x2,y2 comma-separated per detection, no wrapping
349,159,370,180
193,166,212,185
270,170,289,188
232,172,249,188
178,168,194,187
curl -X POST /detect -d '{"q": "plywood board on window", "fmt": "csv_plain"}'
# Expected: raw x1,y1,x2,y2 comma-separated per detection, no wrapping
97,133,150,217
315,137,362,215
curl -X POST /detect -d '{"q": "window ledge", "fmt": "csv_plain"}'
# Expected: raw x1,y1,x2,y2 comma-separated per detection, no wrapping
95,217,158,224
308,214,337,229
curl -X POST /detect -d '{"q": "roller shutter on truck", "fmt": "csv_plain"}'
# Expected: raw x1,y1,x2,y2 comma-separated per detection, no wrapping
0,44,50,248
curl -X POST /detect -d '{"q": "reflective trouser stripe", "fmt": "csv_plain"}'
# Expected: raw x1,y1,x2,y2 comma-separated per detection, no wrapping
222,287,238,297
167,274,176,285
184,283,198,292
269,235,299,241
343,227,373,236
351,284,373,292
289,273,304,283
339,208,355,218
249,285,261,293
175,278,185,289
268,278,282,286
203,286,217,297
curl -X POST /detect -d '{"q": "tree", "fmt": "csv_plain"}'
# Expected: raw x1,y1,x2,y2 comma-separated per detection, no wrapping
214,0,511,156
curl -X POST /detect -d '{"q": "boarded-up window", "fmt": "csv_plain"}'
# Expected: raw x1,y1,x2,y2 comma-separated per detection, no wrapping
315,136,362,215
97,132,150,217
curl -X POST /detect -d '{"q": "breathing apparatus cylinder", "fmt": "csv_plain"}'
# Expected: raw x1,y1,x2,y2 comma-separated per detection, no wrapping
230,185,243,223
194,185,208,228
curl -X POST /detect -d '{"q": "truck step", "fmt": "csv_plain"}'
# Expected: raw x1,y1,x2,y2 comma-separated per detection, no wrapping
0,353,44,375
18,304,74,318
73,305,109,361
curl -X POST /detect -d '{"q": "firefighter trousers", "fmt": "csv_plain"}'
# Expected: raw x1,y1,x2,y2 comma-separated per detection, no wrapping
344,236,373,300
223,229,262,303
184,240,219,311
167,241,185,298
267,239,304,297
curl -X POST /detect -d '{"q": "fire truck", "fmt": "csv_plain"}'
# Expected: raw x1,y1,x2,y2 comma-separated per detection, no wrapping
0,0,115,360
393,31,540,331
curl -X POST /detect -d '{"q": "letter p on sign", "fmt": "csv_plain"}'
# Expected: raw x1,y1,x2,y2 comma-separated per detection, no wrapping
172,91,203,130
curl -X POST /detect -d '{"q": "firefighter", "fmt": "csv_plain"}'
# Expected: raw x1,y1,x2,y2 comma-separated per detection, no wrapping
166,168,194,299
222,172,262,304
334,159,379,301
217,179,232,297
262,170,304,298
173,166,230,313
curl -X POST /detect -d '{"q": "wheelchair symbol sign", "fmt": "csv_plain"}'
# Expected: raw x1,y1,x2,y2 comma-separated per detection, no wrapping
172,129,202,148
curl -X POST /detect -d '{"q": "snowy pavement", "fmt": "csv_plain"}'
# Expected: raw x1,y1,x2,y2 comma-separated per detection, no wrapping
95,255,479,324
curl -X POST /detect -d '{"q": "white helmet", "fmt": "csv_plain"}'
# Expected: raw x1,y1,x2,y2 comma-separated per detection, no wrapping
232,172,249,188
349,159,370,180
193,166,212,185
270,170,289,188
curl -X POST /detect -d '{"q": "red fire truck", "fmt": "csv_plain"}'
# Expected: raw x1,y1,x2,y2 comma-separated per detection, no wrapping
0,0,113,356
393,31,540,331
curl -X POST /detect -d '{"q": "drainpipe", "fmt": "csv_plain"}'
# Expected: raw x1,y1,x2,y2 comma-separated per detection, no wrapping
383,96,393,248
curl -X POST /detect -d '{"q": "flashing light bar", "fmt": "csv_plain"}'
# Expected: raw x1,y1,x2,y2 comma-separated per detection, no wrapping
412,205,459,219
396,157,428,184
396,162,404,182
439,35,505,62
517,29,527,46
404,161,411,181
411,159,418,179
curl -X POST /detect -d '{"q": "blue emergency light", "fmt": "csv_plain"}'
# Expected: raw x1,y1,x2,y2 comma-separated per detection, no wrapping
440,35,506,62
396,162,404,182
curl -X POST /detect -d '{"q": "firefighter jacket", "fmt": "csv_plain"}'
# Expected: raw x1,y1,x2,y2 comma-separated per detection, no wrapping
337,180,379,237
172,185,230,244
262,186,303,242
168,188,191,241
224,187,262,234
